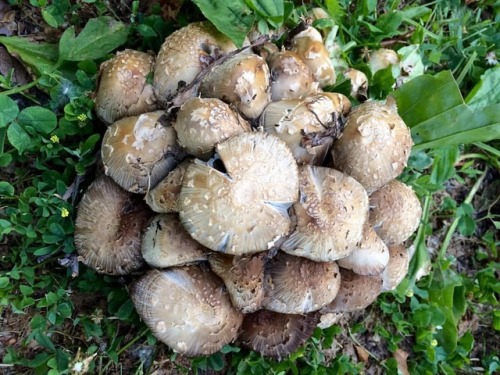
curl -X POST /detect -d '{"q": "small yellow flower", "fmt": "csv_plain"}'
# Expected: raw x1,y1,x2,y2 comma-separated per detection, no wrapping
50,135,60,143
77,113,88,122
406,289,414,298
430,339,438,347
61,208,70,218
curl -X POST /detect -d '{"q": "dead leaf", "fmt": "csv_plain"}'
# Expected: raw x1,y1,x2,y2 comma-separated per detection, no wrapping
355,345,370,363
394,348,410,375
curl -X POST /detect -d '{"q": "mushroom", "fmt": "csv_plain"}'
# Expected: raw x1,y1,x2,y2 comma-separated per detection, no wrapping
343,68,368,101
153,22,239,105
101,111,185,194
262,251,341,314
179,132,299,255
174,97,251,158
281,165,369,262
331,99,413,193
317,312,344,330
94,49,157,125
368,48,399,75
130,266,243,356
208,252,266,313
369,180,422,245
239,309,320,360
141,214,208,268
381,244,410,292
74,176,151,275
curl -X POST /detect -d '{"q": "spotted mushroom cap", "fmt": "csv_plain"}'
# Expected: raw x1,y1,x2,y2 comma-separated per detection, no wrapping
75,176,151,275
381,244,410,292
179,132,299,255
130,266,243,356
95,49,157,125
101,111,184,194
281,165,369,262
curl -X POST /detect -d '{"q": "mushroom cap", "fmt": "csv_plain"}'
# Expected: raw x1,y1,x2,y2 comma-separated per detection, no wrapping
199,52,271,119
95,49,157,125
343,68,368,100
381,244,410,291
130,266,243,356
369,48,400,75
281,165,369,262
101,111,184,194
337,226,389,276
317,312,344,330
332,99,413,193
141,214,208,268
174,97,251,158
179,132,299,255
208,252,266,313
239,309,320,360
321,268,382,313
153,22,238,105
262,251,341,314
369,180,422,245
75,176,151,275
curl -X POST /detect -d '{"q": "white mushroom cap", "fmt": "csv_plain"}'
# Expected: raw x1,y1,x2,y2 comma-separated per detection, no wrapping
179,132,299,255
95,49,157,125
262,251,341,314
343,68,368,100
281,165,369,262
101,111,184,194
369,180,422,245
368,48,400,75
381,244,410,291
130,266,243,356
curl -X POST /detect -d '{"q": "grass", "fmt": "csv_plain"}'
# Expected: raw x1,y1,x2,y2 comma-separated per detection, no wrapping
0,0,499,374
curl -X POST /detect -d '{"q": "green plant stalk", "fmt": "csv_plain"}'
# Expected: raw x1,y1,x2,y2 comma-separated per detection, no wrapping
474,142,500,158
455,51,477,87
0,79,42,96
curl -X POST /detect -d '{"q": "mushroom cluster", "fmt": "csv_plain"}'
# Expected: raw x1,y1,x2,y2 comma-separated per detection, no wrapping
74,19,422,359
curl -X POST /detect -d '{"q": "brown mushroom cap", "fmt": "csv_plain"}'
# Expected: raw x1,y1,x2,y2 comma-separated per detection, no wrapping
208,252,266,313
141,214,208,268
75,176,151,275
95,49,157,125
179,132,299,255
262,252,341,314
369,180,422,245
281,165,369,262
332,99,413,193
239,309,320,360
381,244,409,291
174,97,251,158
101,111,184,194
130,266,243,356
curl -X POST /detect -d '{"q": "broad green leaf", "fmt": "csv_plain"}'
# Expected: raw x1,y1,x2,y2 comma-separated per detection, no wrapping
465,67,500,110
0,276,9,288
0,181,14,196
59,16,128,61
325,0,345,21
192,0,255,48
246,0,284,25
7,122,31,154
391,70,500,150
375,10,404,38
0,36,58,76
0,96,19,128
18,107,57,134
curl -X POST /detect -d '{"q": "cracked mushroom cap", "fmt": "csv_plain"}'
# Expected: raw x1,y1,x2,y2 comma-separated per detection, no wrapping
208,252,266,313
94,49,157,125
179,132,299,255
130,266,243,356
369,180,422,245
262,251,341,314
174,97,251,158
75,176,151,275
102,111,184,194
141,214,208,268
381,244,410,291
239,309,320,360
332,99,413,193
153,22,239,105
281,165,369,262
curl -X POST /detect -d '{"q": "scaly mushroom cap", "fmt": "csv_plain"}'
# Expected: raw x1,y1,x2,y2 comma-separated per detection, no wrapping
174,97,251,158
153,22,238,105
381,244,409,291
239,309,320,360
369,180,422,245
332,99,413,193
95,49,157,125
337,226,389,276
179,132,299,255
321,269,382,313
75,176,151,275
199,52,271,119
262,252,341,314
102,111,184,194
281,165,369,262
208,252,266,313
145,159,192,213
141,214,208,268
130,266,243,356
